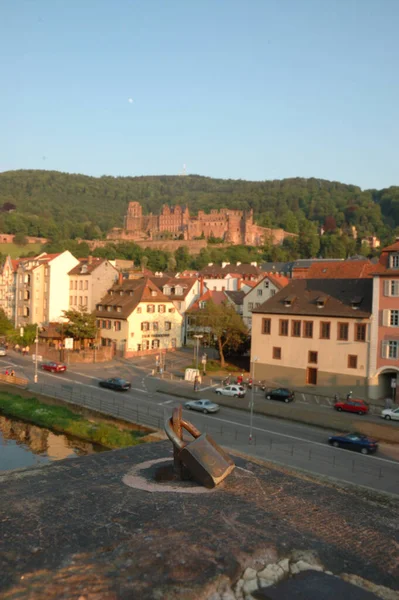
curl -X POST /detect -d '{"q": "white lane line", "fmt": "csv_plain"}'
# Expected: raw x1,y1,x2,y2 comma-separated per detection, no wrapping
189,412,399,466
131,388,148,394
160,400,173,405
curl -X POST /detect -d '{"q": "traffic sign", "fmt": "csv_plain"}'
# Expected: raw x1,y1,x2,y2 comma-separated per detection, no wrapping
391,378,397,389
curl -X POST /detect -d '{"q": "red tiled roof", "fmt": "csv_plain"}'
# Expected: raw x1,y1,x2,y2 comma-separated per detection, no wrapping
69,258,106,275
187,290,226,312
306,261,374,279
266,274,290,289
95,278,171,319
380,241,399,253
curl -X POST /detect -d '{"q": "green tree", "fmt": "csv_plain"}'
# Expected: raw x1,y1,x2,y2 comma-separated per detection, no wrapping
193,301,248,367
61,309,98,346
13,232,28,245
0,309,14,337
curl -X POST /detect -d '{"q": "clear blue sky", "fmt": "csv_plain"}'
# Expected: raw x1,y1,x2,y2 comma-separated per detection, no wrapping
1,0,398,189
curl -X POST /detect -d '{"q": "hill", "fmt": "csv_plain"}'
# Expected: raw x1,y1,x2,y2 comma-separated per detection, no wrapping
0,169,398,244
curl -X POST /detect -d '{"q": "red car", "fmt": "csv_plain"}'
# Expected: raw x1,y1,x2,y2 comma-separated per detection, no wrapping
41,361,67,373
334,398,368,415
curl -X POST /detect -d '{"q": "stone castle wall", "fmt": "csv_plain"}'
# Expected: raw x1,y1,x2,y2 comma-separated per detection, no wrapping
107,202,297,247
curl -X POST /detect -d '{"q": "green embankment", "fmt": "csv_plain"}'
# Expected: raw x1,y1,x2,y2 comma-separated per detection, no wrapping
0,392,144,449
0,242,44,258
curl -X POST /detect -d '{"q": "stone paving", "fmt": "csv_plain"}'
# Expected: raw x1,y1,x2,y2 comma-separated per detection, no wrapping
0,442,398,599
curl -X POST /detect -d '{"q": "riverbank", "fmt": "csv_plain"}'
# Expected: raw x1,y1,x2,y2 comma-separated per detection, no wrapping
0,391,145,450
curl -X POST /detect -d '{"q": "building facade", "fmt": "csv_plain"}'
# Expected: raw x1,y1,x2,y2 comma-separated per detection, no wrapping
251,278,372,399
243,274,289,330
0,256,17,322
68,257,118,312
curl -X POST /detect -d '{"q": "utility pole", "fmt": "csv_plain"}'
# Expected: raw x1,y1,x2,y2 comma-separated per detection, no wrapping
34,324,39,384
249,356,258,444
193,334,203,372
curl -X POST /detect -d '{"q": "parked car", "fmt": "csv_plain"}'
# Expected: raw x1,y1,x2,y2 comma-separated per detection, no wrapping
99,377,131,391
334,398,368,415
215,385,246,398
0,347,7,356
265,388,295,403
184,399,220,414
41,361,67,373
381,407,399,421
328,432,378,454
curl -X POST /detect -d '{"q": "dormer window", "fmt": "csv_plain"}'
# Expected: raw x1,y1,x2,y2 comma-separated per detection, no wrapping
351,296,363,310
97,304,102,311
109,290,113,295
119,290,124,295
107,306,112,312
151,290,157,297
117,306,122,313
390,254,399,268
175,286,182,295
163,286,170,295
316,295,327,308
199,301,207,309
81,264,88,273
284,294,295,307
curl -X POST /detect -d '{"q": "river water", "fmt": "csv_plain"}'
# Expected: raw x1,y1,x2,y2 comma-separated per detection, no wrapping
0,414,106,472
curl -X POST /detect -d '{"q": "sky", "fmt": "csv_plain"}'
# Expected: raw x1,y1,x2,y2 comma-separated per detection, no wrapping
1,0,398,189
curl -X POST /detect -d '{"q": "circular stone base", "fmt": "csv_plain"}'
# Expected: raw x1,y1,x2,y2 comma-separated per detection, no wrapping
122,458,216,494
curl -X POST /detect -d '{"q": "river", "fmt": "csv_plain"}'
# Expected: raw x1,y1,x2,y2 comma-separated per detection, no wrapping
0,414,106,472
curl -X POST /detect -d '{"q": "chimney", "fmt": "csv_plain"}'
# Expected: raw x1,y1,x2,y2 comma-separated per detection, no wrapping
118,272,123,285
236,262,241,266
222,262,230,268
250,261,257,267
199,276,204,296
237,278,241,290
88,255,93,265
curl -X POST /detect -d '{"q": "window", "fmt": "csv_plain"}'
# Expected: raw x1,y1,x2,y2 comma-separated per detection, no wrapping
79,281,82,290
70,280,73,290
390,281,399,296
171,338,177,348
338,322,349,341
303,321,313,338
306,367,318,385
74,296,77,305
320,322,331,339
308,351,318,364
137,344,142,351
143,340,150,351
388,341,399,358
390,310,399,326
70,295,73,305
165,321,171,331
107,320,111,329
262,318,271,334
273,347,281,359
141,322,149,331
74,281,77,290
159,304,166,313
270,289,276,296
264,280,269,288
115,321,121,331
97,304,102,311
255,303,261,308
101,320,106,328
79,296,82,305
84,281,89,290
147,304,155,313
117,306,121,312
292,320,301,337
257,289,263,297
153,322,159,331
152,339,160,349
390,254,399,268
199,301,206,309
137,307,142,313
248,302,254,310
355,323,367,342
96,320,100,328
348,355,358,369
279,319,289,336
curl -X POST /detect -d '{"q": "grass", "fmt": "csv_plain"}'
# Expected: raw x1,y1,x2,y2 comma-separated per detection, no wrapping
0,242,44,258
186,359,238,373
0,391,144,449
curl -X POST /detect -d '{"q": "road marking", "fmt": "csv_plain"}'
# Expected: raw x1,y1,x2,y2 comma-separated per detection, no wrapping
131,387,148,394
160,400,173,405
190,412,399,466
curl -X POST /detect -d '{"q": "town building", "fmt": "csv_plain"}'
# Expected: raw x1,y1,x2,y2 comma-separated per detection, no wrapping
361,236,381,250
185,290,227,346
369,240,399,400
106,202,296,247
68,257,118,312
305,260,374,279
251,278,372,398
243,274,289,330
15,251,79,328
224,290,245,315
95,278,183,357
0,256,18,322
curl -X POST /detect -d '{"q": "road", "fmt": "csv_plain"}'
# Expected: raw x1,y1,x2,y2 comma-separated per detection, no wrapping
1,352,399,496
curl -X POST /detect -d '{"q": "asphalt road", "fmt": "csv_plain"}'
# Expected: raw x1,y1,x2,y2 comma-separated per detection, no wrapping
1,352,399,496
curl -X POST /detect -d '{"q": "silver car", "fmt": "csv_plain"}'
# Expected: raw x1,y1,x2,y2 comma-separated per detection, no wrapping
381,407,399,421
184,399,220,414
0,347,7,357
215,385,246,398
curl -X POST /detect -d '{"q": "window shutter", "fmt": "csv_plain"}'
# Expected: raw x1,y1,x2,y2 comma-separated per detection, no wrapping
382,309,390,326
384,280,390,296
381,340,388,359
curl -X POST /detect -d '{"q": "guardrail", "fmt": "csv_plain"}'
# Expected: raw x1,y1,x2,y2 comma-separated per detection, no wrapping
25,381,399,495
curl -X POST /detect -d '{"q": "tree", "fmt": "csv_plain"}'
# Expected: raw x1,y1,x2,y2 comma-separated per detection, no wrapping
167,256,177,272
13,232,28,245
0,309,14,337
61,309,98,346
193,301,248,367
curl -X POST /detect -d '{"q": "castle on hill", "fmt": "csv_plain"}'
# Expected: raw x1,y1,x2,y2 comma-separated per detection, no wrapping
107,202,295,246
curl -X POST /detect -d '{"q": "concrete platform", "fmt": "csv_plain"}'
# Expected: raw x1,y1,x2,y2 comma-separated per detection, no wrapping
0,442,398,599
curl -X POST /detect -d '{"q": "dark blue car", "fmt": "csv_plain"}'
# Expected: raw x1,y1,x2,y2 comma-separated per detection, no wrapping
328,432,378,455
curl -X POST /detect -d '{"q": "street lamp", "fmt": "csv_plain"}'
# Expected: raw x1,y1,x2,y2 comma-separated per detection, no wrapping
249,356,258,444
193,334,203,372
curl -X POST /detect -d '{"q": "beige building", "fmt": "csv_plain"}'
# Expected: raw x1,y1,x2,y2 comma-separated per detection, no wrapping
15,251,79,327
95,278,183,357
251,278,372,398
0,256,18,322
68,257,118,312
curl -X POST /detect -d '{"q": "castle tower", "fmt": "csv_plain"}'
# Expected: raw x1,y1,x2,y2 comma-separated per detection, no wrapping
125,202,143,232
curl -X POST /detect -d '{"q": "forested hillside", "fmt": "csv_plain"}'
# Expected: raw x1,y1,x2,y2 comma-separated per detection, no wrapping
0,169,398,245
